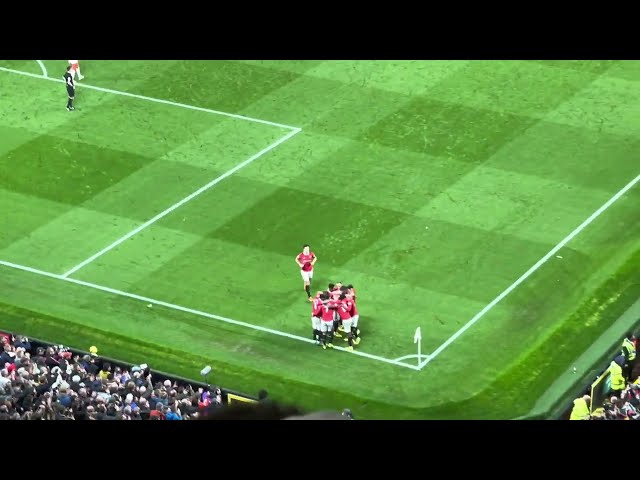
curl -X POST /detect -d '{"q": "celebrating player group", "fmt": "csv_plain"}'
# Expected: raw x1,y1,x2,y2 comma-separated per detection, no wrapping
296,245,362,352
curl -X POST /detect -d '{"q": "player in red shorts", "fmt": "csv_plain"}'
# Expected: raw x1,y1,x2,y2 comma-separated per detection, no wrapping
68,60,84,81
295,244,317,301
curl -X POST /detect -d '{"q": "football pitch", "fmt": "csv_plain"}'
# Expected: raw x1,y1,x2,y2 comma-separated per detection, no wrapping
0,59,639,419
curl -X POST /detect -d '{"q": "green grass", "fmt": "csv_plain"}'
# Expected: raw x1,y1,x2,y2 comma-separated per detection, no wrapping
0,59,639,418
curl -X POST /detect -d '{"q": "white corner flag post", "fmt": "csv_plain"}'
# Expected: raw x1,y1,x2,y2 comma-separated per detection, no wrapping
414,327,422,366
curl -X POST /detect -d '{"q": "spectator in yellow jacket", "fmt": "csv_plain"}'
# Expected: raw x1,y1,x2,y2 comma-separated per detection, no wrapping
610,356,626,396
570,395,591,420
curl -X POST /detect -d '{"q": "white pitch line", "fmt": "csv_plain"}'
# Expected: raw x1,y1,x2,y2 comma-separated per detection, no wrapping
418,173,640,370
394,354,432,362
0,66,299,131
36,60,48,78
0,259,419,370
61,128,302,278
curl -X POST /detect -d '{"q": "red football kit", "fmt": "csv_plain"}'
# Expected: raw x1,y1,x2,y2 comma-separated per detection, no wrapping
297,252,316,271
337,299,352,320
321,301,339,322
312,298,324,317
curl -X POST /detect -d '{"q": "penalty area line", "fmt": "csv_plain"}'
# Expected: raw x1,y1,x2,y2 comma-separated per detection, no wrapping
0,65,300,131
60,128,302,278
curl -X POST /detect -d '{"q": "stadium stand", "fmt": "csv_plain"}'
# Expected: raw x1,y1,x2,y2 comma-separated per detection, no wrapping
566,332,639,420
7,323,640,420
0,331,262,420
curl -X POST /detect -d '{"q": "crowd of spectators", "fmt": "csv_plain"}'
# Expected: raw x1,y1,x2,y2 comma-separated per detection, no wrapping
569,331,639,420
0,331,356,420
0,331,224,420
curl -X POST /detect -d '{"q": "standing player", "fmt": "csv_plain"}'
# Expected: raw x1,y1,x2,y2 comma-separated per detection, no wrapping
331,285,345,336
347,289,361,344
295,244,317,301
319,292,337,349
63,66,75,111
68,60,84,80
310,291,325,345
337,293,354,351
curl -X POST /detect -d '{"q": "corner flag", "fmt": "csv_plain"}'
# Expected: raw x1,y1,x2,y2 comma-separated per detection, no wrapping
414,327,421,344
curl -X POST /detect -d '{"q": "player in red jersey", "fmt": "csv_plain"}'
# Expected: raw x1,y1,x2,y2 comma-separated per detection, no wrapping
311,292,325,345
347,291,361,343
326,283,344,336
319,293,338,349
68,60,84,81
334,285,351,336
296,244,317,301
337,293,355,351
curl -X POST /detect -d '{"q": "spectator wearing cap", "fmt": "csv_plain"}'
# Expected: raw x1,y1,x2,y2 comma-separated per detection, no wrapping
610,356,627,396
621,332,637,380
